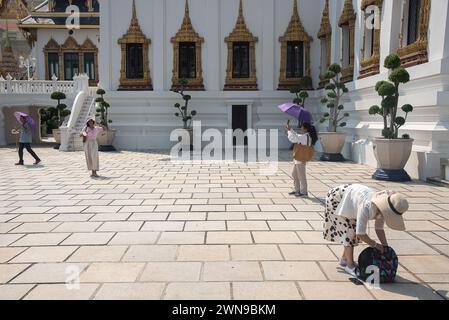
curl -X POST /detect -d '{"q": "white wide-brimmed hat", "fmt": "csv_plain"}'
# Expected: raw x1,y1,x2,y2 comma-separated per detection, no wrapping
371,193,409,231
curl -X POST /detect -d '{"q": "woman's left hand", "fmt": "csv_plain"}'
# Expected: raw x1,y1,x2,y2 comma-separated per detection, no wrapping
375,243,385,253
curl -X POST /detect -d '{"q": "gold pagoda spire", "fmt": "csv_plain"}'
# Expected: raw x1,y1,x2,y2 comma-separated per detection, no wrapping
318,0,331,38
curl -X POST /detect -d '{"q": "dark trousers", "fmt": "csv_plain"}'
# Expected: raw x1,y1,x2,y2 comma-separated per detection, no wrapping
18,143,40,163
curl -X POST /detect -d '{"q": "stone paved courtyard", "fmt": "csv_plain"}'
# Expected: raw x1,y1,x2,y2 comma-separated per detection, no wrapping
0,146,448,300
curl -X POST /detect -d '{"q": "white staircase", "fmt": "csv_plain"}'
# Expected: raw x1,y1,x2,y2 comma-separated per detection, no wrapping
66,95,95,151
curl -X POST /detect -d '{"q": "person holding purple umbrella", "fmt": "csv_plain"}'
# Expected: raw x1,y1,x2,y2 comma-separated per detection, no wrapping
15,114,41,166
285,121,318,198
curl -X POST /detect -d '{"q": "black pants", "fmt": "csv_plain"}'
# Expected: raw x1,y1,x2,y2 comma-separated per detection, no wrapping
18,143,40,163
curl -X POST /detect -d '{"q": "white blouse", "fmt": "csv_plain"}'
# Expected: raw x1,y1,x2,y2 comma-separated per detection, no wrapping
334,184,385,235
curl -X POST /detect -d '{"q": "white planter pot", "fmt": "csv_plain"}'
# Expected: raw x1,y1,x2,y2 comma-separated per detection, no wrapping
319,132,347,162
372,138,414,181
52,129,61,144
97,129,116,146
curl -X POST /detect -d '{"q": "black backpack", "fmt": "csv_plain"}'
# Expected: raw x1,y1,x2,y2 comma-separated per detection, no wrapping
358,246,398,283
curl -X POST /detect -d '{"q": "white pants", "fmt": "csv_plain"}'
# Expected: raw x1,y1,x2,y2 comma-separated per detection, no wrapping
292,162,307,194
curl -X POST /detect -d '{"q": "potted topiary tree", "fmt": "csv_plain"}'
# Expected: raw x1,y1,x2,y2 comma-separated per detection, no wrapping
95,88,116,151
49,91,71,149
290,75,313,109
319,64,350,162
173,79,197,147
368,53,414,181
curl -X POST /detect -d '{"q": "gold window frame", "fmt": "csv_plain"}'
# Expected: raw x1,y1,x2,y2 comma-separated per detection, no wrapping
278,0,313,90
317,0,332,88
171,0,205,91
224,0,258,91
397,0,431,68
338,0,356,83
44,36,99,83
359,0,383,79
118,0,152,91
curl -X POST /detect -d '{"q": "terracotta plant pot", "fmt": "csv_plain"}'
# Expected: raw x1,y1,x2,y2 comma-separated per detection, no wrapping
319,132,347,162
97,129,116,152
372,138,414,182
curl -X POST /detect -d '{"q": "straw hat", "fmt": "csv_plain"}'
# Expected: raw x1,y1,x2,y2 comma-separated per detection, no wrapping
371,193,409,231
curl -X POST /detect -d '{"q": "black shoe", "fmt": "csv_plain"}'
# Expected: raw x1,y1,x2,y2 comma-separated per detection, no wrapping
294,192,302,197
15,162,24,166
288,191,298,196
297,193,309,198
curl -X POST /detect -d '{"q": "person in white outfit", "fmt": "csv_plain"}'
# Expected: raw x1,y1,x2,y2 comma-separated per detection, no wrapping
323,184,409,277
285,122,318,197
80,119,105,177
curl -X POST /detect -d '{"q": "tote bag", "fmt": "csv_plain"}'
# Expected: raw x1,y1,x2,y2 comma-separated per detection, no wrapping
293,135,314,162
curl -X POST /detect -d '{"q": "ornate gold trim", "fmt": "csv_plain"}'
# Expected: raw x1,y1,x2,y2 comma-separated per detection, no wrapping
224,0,258,91
339,0,356,83
359,0,383,79
397,0,431,68
43,36,99,83
81,38,99,86
118,0,152,91
318,0,331,88
278,0,313,90
43,38,60,80
171,0,205,91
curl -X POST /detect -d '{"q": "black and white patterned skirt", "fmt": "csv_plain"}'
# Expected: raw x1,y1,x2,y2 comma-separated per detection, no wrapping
323,184,359,247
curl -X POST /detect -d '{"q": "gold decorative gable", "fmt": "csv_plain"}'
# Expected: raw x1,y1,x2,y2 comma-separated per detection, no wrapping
62,36,81,51
359,0,383,79
171,0,204,91
278,0,313,90
317,0,331,88
224,0,258,91
118,0,152,90
397,0,431,68
339,0,356,83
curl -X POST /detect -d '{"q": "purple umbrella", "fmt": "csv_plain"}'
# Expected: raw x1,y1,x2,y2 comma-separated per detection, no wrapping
278,103,313,124
14,112,37,131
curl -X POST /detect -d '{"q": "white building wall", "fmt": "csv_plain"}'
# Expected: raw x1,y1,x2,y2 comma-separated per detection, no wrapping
94,0,449,181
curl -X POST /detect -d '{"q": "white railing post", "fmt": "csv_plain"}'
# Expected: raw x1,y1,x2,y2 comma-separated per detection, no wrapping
6,74,13,94
52,74,58,92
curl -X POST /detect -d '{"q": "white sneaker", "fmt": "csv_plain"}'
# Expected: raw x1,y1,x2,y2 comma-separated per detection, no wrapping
344,266,359,277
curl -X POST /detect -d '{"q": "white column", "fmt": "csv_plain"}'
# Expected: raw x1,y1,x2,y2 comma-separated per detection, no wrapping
205,0,221,91
379,0,395,73
153,0,165,91
353,0,363,78
261,0,275,91
329,0,340,65
428,0,449,62
98,0,112,91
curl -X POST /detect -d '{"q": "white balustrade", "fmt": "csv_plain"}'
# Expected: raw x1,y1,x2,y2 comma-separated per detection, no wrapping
0,73,90,95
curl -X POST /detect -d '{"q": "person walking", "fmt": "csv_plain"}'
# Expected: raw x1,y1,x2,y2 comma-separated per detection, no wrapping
15,115,41,166
80,118,104,177
323,183,409,277
285,122,318,197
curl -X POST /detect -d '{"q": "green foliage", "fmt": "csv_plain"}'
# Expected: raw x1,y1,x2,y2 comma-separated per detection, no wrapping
48,92,70,127
389,68,410,84
172,79,198,129
320,64,350,132
289,76,313,109
95,88,112,128
369,54,413,139
384,54,401,69
369,105,381,115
